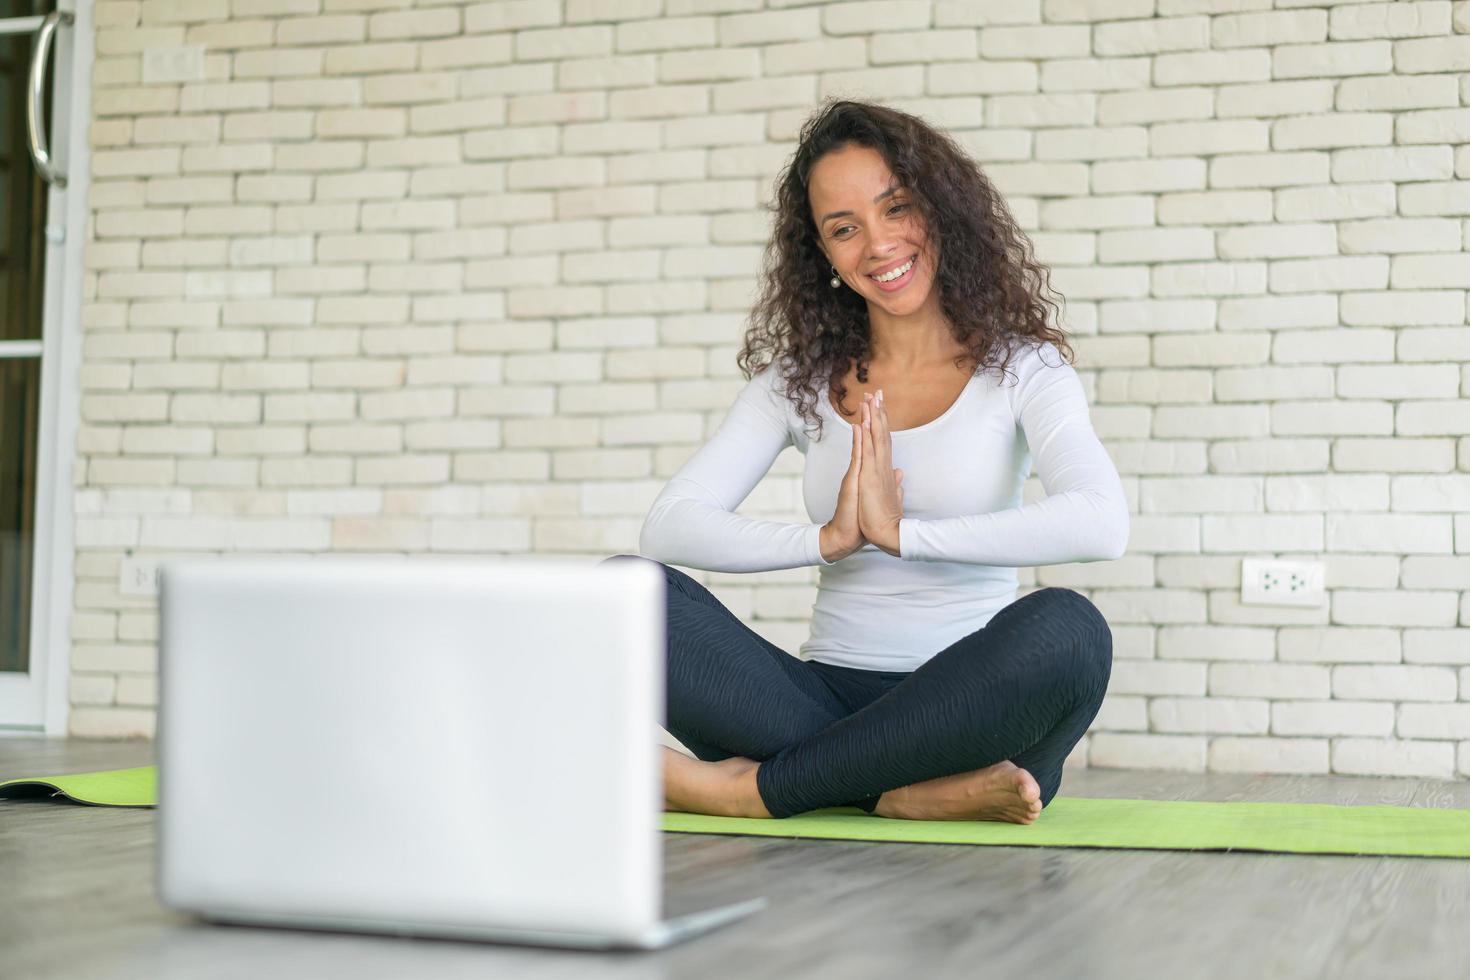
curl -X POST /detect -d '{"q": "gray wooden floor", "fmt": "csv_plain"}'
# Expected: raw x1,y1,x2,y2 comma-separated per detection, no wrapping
3,736,1468,980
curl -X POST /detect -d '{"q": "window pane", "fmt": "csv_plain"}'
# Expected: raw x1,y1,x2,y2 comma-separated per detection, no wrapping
0,356,38,673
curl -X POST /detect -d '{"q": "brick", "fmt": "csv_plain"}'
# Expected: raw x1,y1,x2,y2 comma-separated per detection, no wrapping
1152,260,1270,295
1329,2,1450,41
1339,364,1460,399
1393,108,1470,145
1392,35,1470,74
1089,732,1205,771
368,7,459,40
277,14,367,46
1156,48,1271,87
1265,474,1388,512
1210,737,1330,774
1212,10,1326,49
1211,663,1331,699
1393,182,1470,217
1405,628,1470,667
1152,119,1270,157
1205,440,1334,476
308,424,402,455
1104,90,1214,135
1217,223,1334,260
1092,160,1206,195
1391,252,1470,289
1394,476,1470,513
1332,738,1455,779
463,0,560,32
1337,74,1458,111
222,110,314,141
934,0,1040,25
1340,215,1464,252
1218,80,1333,121
1150,697,1269,734
70,708,155,739
981,24,1090,59
1107,660,1206,696
1398,703,1470,739
1398,401,1470,437
823,1,923,35
1274,112,1393,151
1048,0,1152,21
1272,700,1394,737
1270,252,1381,290
870,28,976,63
1335,438,1456,473
1095,14,1208,55
1274,41,1393,79
1158,189,1272,225
1212,152,1328,190
1158,624,1275,661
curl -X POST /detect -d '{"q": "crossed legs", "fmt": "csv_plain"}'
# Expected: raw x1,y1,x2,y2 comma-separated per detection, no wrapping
601,555,1113,822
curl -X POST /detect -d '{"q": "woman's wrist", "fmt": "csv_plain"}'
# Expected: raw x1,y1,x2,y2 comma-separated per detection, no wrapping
869,518,901,557
818,523,838,563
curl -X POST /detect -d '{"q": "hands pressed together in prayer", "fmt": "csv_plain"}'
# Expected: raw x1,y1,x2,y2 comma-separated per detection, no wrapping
819,389,906,562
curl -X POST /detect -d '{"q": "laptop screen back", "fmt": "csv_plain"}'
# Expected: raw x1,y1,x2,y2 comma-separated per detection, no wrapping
156,556,665,939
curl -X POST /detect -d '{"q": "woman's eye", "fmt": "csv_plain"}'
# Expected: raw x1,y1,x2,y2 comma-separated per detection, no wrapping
833,204,908,238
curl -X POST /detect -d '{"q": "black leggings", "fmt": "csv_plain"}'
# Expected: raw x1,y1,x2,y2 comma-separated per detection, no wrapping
602,555,1113,820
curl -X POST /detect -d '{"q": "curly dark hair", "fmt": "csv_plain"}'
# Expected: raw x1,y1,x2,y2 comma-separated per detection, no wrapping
736,98,1075,441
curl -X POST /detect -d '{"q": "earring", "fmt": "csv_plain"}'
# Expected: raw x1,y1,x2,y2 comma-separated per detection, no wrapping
829,264,841,288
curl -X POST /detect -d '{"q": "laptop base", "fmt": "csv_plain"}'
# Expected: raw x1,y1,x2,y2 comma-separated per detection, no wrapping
199,896,768,951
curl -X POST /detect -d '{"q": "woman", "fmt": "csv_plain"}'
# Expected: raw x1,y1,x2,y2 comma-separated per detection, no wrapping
604,99,1129,824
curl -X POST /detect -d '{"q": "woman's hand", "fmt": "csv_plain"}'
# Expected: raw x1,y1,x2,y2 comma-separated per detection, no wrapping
858,390,905,557
819,409,867,563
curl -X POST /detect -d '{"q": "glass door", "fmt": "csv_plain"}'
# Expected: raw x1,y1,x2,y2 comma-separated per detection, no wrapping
1,0,70,730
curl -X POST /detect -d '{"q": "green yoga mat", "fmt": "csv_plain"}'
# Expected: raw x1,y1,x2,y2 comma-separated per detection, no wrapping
5,765,1469,858
0,765,157,808
668,798,1470,859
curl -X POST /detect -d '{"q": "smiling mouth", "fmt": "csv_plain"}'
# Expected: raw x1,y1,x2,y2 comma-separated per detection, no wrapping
869,253,917,283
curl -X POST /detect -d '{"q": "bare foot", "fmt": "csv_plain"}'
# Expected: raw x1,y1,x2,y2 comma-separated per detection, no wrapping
874,760,1043,824
661,747,772,819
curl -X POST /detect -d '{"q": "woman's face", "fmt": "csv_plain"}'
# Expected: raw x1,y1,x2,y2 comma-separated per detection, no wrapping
808,144,940,314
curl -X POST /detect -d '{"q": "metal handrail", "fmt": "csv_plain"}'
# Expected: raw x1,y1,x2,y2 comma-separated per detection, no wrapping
0,340,45,358
26,10,73,188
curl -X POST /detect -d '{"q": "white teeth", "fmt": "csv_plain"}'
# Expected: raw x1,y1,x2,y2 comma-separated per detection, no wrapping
870,256,914,283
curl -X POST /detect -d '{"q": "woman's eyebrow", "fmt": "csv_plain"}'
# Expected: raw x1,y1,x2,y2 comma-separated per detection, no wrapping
820,182,902,225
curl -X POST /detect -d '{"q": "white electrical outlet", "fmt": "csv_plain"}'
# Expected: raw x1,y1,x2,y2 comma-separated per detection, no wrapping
119,556,161,597
1240,558,1325,608
142,45,205,84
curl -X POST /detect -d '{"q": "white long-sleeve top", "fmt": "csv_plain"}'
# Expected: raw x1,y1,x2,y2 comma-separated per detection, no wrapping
638,339,1131,672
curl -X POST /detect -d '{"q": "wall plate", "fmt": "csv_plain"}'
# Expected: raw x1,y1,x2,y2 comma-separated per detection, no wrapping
1241,558,1325,607
119,556,161,597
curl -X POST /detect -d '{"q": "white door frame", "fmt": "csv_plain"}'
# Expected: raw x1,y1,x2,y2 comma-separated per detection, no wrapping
0,0,93,736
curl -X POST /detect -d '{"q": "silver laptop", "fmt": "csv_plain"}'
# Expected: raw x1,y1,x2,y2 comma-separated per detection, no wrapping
155,555,766,950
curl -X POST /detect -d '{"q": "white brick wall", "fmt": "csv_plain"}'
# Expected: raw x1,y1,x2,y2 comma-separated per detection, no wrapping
70,0,1469,783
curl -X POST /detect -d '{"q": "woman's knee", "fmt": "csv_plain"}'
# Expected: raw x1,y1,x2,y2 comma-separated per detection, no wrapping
1036,587,1113,680
1037,587,1109,639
